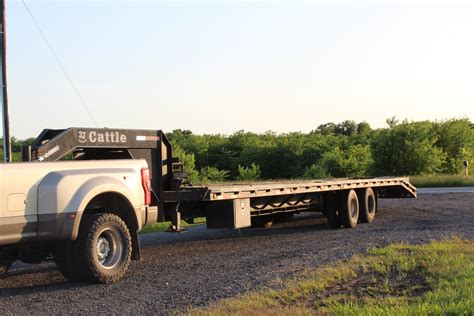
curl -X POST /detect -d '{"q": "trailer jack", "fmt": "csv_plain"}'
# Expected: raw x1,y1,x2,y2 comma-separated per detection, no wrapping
166,203,187,233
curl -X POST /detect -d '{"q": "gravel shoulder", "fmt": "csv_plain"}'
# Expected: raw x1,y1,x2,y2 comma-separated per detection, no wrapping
1,193,473,314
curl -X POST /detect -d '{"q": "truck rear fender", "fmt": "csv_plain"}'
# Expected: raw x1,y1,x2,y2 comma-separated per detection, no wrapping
38,171,144,242
68,177,141,239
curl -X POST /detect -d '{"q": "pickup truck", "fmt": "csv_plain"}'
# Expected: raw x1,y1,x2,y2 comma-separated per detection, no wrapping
0,159,155,283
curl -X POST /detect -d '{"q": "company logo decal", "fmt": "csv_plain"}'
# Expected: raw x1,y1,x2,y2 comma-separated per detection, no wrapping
77,130,127,144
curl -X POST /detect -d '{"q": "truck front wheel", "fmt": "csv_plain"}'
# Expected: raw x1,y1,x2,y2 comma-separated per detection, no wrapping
74,213,132,283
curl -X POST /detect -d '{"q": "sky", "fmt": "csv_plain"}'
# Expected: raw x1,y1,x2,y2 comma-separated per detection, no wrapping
2,0,473,139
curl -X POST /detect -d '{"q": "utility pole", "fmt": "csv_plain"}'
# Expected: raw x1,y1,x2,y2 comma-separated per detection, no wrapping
1,0,11,162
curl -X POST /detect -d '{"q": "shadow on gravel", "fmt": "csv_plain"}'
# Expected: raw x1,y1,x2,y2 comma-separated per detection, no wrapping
5,263,56,277
141,214,334,248
140,214,334,239
0,280,90,298
0,215,333,294
0,263,94,295
231,218,331,238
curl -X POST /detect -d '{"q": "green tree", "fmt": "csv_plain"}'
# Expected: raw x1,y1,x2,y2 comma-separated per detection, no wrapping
303,163,330,179
237,163,261,181
198,166,229,182
335,120,358,136
170,141,200,183
314,122,337,135
356,121,372,135
371,121,445,175
434,119,474,174
317,145,373,177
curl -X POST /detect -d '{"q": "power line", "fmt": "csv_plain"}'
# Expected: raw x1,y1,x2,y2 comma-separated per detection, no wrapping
21,0,98,127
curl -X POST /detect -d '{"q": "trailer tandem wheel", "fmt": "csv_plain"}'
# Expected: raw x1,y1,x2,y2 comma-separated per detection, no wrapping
340,190,359,228
358,188,376,223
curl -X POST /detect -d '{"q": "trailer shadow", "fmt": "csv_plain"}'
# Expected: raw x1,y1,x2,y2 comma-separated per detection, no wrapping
139,212,334,248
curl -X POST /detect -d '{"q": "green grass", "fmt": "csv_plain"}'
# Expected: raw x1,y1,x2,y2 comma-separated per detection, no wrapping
139,217,206,234
189,238,474,315
410,174,474,188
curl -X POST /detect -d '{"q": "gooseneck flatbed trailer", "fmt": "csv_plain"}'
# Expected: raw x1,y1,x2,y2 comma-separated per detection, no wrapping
0,126,417,283
26,127,416,231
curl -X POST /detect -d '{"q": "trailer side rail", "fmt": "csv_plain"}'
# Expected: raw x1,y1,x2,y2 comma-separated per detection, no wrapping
162,177,416,202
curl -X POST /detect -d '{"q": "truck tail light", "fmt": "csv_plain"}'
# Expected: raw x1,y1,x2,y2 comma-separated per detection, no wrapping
141,168,152,205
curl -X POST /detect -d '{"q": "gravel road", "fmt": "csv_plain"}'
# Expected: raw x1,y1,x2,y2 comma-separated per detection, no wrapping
1,193,473,314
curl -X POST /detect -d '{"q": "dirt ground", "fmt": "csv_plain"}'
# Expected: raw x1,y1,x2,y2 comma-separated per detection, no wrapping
0,193,473,314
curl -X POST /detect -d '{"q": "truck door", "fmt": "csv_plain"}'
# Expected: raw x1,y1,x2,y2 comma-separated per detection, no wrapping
0,164,37,245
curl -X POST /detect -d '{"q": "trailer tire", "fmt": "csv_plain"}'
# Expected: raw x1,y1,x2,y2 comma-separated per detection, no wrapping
325,193,342,229
358,188,376,223
73,213,132,284
340,190,359,228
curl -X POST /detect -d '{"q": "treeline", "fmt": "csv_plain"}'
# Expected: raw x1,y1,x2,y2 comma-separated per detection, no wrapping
1,118,472,183
167,118,474,182
0,137,36,162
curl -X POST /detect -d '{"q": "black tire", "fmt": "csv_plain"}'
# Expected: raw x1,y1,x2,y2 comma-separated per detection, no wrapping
325,193,342,229
358,188,376,223
54,241,79,281
0,260,12,278
73,213,132,284
340,190,359,228
251,215,274,228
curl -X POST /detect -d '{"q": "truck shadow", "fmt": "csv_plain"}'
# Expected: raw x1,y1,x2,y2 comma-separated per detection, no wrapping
0,265,89,297
0,280,87,298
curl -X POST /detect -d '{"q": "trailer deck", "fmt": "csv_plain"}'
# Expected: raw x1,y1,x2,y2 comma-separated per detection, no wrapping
174,177,416,201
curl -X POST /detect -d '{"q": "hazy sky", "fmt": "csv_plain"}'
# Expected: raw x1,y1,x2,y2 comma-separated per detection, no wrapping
3,0,473,138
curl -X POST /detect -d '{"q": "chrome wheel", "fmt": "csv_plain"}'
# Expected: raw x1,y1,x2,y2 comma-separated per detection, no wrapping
96,227,123,269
